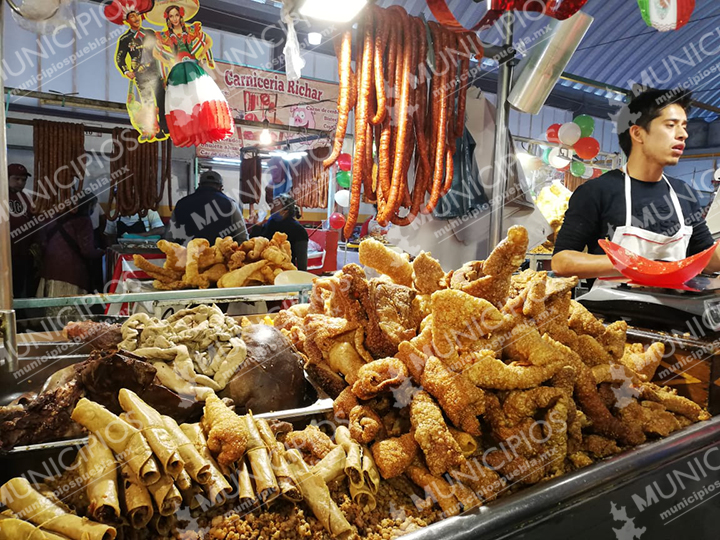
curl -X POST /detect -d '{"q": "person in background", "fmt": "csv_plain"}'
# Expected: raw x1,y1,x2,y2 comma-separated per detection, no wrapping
166,170,248,244
103,208,165,244
86,194,107,292
250,193,308,271
360,204,391,239
7,163,40,298
38,193,105,297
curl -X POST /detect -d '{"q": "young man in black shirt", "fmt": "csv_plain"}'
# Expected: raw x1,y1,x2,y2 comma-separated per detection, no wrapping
250,193,308,271
552,89,720,278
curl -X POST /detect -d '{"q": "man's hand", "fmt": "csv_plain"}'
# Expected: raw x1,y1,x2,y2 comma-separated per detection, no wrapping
551,250,622,279
704,243,720,274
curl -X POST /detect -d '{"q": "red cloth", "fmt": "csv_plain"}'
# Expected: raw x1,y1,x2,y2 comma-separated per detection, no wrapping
42,216,104,291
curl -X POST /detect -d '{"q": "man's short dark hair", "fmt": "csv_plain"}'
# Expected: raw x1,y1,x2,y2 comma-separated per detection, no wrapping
617,88,692,157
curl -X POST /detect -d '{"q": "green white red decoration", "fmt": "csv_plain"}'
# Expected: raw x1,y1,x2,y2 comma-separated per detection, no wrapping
637,0,695,32
540,116,602,177
105,0,234,146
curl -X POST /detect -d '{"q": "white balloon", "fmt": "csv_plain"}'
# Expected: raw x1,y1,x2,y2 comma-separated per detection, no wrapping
558,122,582,146
548,148,571,169
334,189,351,208
581,167,594,179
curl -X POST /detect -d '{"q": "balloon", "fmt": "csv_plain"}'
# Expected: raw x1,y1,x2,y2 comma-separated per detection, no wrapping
592,168,603,179
570,161,586,177
329,212,346,230
334,189,350,207
336,170,351,188
573,115,595,138
541,147,552,164
574,137,600,160
548,147,571,169
581,166,594,179
558,122,582,146
546,123,561,144
337,153,352,171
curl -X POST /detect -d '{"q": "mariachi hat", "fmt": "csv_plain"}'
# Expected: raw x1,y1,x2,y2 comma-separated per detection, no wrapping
144,0,200,26
104,0,153,25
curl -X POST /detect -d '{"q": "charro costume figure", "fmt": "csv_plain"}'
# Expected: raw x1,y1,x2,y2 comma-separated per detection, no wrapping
106,0,168,141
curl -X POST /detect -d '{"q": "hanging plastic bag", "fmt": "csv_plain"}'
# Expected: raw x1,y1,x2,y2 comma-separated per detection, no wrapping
281,1,306,81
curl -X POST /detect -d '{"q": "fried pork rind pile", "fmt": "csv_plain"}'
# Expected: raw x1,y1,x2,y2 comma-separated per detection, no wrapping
133,233,297,290
275,225,711,516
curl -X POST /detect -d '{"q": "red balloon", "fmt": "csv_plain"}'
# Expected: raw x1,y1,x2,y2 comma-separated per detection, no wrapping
546,123,561,144
574,137,600,160
337,153,352,171
329,212,346,230
592,168,603,178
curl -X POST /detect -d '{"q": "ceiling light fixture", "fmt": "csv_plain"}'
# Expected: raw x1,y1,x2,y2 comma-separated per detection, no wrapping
260,119,272,146
298,0,367,22
308,32,322,45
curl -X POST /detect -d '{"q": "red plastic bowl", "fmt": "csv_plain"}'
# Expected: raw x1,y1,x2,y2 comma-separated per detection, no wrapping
598,239,719,288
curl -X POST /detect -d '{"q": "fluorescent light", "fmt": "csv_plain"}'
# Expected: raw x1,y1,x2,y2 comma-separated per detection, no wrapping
299,0,367,22
308,32,322,45
211,157,242,164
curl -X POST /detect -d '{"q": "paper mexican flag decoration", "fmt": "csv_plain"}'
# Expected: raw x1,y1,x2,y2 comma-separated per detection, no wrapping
637,0,695,31
105,0,234,146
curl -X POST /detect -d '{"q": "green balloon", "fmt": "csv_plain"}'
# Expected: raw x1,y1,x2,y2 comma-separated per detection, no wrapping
541,147,552,164
336,170,351,188
573,115,595,138
570,161,586,177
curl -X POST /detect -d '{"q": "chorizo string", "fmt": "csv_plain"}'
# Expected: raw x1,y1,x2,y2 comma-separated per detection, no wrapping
324,31,354,169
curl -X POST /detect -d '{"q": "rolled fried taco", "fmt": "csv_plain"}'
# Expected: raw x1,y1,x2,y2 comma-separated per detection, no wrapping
71,398,159,486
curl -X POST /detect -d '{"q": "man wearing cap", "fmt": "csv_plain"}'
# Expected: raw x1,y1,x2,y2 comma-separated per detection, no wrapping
7,164,38,298
166,170,248,244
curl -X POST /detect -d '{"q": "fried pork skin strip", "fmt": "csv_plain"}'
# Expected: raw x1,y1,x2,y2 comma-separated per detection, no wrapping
333,386,359,421
406,464,461,517
157,239,187,273
349,405,386,445
412,251,446,294
371,433,418,479
285,425,337,461
410,391,465,476
352,357,408,400
358,238,413,287
431,289,504,356
463,350,565,390
201,394,248,469
421,356,484,436
619,342,664,381
448,225,528,307
640,383,711,422
133,254,183,283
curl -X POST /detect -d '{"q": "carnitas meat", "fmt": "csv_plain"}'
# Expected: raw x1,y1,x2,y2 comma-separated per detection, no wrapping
0,351,202,452
62,321,123,351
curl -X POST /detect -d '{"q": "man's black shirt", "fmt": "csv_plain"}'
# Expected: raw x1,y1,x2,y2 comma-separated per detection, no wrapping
554,169,713,258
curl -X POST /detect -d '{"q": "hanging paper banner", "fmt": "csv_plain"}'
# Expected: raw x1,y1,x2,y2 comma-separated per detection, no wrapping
637,0,695,32
426,0,589,33
196,61,339,159
106,0,168,142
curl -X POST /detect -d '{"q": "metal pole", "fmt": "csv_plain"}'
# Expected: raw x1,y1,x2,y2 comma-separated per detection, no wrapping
489,12,515,250
0,1,18,371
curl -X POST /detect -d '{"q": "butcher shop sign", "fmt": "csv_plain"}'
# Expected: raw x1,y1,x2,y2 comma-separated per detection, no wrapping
197,60,339,159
